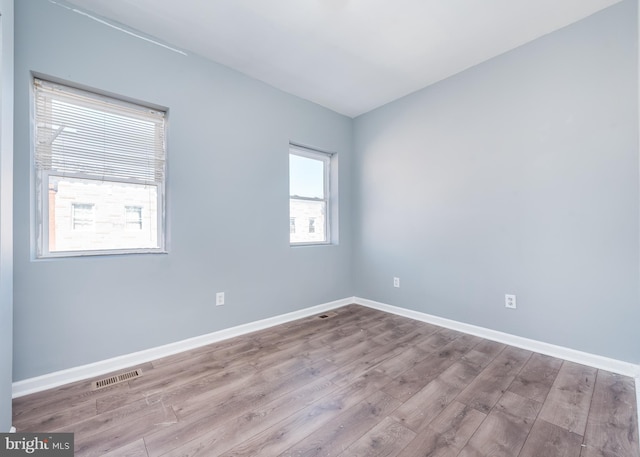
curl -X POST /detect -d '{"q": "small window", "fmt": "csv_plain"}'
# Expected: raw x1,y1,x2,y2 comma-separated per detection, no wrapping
289,145,331,245
125,206,143,230
72,203,94,231
33,78,166,257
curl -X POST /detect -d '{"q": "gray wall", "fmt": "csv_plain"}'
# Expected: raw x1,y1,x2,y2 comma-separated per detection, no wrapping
0,0,13,431
353,0,640,363
13,0,353,381
11,0,640,385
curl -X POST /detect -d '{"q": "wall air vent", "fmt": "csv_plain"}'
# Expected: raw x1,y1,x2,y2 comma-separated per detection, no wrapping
91,368,142,391
317,311,338,319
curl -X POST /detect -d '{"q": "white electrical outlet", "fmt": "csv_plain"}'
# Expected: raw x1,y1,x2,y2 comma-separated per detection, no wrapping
393,277,400,288
216,292,225,306
505,294,516,309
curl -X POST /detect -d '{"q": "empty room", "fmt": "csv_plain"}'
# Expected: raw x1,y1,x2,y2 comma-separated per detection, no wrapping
1,0,639,456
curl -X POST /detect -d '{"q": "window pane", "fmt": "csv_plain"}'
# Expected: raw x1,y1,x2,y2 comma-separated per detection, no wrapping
289,154,324,199
125,206,143,231
48,176,158,252
72,203,94,231
289,199,325,243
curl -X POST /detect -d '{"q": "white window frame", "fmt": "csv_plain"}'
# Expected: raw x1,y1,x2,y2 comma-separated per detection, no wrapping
33,77,167,258
289,144,332,246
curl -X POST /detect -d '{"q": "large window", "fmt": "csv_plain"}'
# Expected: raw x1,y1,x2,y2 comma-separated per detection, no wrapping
289,145,331,245
34,78,167,257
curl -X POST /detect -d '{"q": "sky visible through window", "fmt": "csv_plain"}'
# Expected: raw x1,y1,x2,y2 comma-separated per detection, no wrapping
289,154,324,198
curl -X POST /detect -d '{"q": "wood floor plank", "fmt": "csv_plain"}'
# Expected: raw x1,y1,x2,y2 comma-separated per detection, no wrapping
162,342,335,416
438,356,493,391
336,417,416,457
329,329,432,388
131,343,266,391
97,360,255,414
391,377,462,432
101,439,149,457
172,360,335,423
305,315,387,350
582,370,640,457
13,362,155,426
148,334,266,371
456,345,531,414
70,402,177,457
11,305,640,457
268,310,379,351
508,352,562,403
396,401,486,457
519,419,583,457
12,399,96,432
414,328,461,353
326,336,384,367
467,339,506,358
279,391,401,457
370,318,438,346
390,353,491,433
538,361,597,435
392,354,487,433
147,375,338,457
327,342,406,388
372,344,431,380
216,370,394,457
54,397,171,436
579,445,635,457
459,340,505,372
382,333,481,402
457,391,541,457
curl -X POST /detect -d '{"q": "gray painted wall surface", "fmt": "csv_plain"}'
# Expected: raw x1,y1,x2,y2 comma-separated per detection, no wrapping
353,0,640,363
0,0,13,431
13,0,353,380
11,0,640,385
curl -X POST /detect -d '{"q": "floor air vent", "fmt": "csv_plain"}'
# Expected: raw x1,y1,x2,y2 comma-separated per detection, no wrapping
317,311,338,319
92,369,142,391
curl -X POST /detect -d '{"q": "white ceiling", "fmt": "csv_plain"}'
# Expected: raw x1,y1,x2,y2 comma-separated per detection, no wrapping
64,0,623,117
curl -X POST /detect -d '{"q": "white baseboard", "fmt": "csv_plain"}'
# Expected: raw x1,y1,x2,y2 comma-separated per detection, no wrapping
11,297,352,398
13,295,640,398
354,297,640,378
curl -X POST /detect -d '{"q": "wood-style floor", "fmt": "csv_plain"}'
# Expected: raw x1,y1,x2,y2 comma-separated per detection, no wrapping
12,304,640,457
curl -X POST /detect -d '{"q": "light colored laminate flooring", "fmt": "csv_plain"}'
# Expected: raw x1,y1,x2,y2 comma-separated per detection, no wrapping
12,304,640,457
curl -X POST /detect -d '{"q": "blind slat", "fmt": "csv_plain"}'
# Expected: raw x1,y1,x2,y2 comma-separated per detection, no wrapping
34,78,166,185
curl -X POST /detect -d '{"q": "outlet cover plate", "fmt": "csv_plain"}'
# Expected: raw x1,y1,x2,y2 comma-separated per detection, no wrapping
505,294,516,309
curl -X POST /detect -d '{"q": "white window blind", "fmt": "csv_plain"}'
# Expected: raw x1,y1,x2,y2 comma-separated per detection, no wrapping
34,78,166,184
